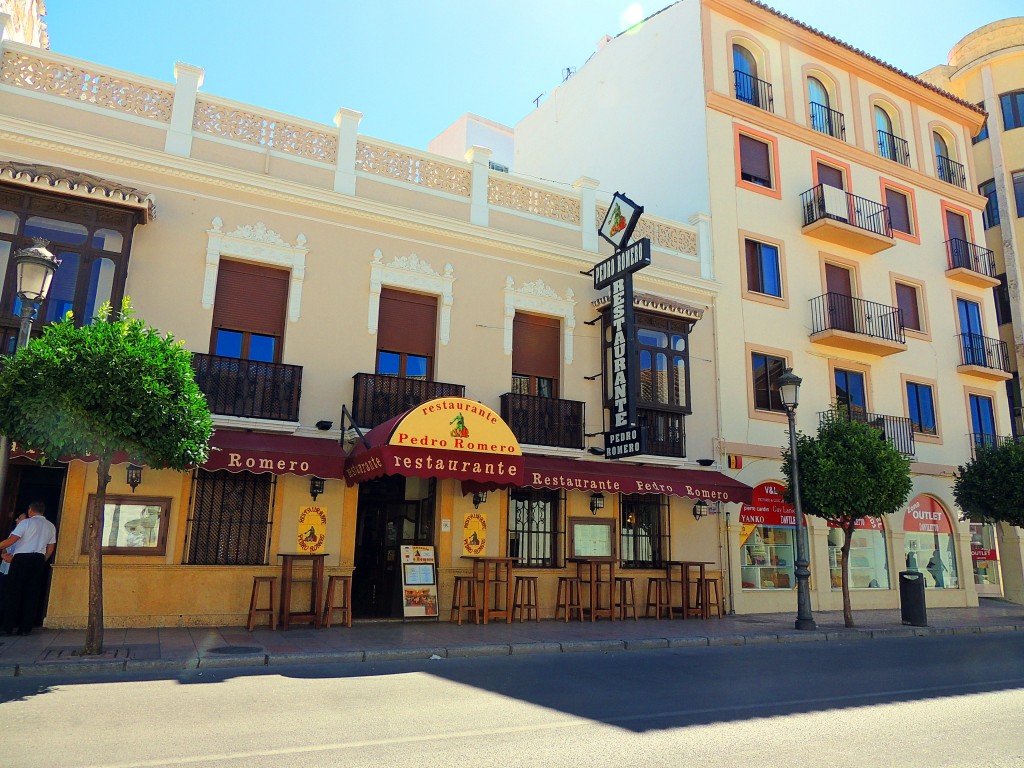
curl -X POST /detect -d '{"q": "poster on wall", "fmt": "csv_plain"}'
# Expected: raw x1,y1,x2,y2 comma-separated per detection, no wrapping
463,512,487,556
296,505,327,553
400,545,438,619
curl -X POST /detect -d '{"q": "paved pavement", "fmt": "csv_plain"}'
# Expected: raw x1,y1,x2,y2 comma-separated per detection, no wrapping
1,599,1022,678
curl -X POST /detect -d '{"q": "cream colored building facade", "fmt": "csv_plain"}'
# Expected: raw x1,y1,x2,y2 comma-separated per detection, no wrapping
515,0,1018,613
0,12,747,627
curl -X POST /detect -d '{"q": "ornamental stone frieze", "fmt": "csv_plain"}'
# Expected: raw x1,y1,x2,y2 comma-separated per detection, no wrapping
368,249,455,345
503,276,576,364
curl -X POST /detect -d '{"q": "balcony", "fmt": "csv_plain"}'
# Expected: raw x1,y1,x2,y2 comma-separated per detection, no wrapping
969,433,1018,459
957,333,1012,381
877,130,911,166
945,239,999,288
351,372,465,429
820,409,916,457
733,70,773,113
192,353,302,422
936,155,967,190
809,293,906,356
500,392,585,450
638,408,686,459
809,102,846,141
800,185,894,254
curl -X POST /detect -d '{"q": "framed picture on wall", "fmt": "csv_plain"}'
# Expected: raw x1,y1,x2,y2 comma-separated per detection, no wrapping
81,495,170,555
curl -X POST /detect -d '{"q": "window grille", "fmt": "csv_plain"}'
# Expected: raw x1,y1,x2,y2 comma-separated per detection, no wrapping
507,488,563,567
185,469,275,565
620,493,669,568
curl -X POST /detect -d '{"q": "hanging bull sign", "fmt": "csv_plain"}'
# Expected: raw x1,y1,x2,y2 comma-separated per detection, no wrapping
594,192,650,459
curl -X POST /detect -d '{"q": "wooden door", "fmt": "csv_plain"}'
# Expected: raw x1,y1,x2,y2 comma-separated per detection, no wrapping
825,263,855,332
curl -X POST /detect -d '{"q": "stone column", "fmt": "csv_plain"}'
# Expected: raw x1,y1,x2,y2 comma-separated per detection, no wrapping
689,212,714,280
998,523,1024,605
573,177,600,253
333,107,363,195
165,62,204,157
465,145,492,227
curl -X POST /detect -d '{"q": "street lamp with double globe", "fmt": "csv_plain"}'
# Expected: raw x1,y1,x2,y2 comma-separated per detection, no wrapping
777,367,816,631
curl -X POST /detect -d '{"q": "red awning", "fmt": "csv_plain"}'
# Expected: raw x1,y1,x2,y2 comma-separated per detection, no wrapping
205,429,346,479
344,406,524,488
516,454,753,504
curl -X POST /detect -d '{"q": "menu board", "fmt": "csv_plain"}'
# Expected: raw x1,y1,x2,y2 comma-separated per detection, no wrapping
568,517,615,560
399,546,439,620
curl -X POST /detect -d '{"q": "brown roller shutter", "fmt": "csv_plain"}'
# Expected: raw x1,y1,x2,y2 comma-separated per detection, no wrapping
895,283,921,331
513,313,559,380
739,135,771,184
885,188,912,234
377,288,437,356
816,162,845,190
212,260,288,337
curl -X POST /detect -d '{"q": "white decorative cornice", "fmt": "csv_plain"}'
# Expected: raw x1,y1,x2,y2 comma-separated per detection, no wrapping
368,249,455,345
503,276,577,364
202,217,309,321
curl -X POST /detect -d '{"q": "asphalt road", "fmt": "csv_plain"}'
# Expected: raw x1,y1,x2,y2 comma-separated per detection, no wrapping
2,634,1022,768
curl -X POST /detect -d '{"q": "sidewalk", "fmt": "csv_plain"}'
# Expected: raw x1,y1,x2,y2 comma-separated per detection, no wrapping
2,599,1022,678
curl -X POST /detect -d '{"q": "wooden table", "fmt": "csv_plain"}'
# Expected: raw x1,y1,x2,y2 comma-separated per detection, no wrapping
277,552,328,630
665,560,714,619
568,557,616,622
463,556,515,624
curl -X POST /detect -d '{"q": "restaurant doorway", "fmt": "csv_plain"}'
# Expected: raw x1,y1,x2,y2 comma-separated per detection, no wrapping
352,475,436,618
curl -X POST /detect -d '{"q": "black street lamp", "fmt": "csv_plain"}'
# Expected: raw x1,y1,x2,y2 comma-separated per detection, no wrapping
0,239,61,503
777,367,816,631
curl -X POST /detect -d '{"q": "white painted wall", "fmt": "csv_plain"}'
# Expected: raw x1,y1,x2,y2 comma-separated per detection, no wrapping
429,113,515,170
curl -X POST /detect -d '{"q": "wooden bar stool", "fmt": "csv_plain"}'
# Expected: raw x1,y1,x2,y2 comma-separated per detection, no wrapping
321,575,353,628
450,575,480,625
247,576,277,631
614,576,638,621
698,576,724,618
512,575,540,623
555,575,583,622
645,576,672,619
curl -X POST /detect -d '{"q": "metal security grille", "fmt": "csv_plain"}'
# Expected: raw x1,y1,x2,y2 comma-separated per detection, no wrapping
507,488,563,567
185,469,275,565
620,494,669,568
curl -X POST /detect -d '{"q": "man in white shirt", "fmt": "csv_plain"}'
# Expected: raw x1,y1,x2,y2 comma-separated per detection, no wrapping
0,502,57,636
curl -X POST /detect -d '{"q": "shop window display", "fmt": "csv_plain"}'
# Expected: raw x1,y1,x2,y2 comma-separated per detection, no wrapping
970,521,1001,588
903,495,959,589
827,517,889,589
739,481,797,590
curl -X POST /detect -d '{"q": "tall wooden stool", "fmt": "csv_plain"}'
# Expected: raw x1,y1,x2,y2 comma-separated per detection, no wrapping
450,575,480,625
321,575,353,628
614,576,638,621
512,575,540,623
699,576,724,618
247,576,277,631
555,575,583,622
645,576,672,619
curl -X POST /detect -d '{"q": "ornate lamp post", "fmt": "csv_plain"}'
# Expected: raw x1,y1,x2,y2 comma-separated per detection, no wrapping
777,367,816,631
0,239,61,502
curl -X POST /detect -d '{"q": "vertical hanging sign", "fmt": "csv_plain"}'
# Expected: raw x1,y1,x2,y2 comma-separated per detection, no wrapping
594,192,650,459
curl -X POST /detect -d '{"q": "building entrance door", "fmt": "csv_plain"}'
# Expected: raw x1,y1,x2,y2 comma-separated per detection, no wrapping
352,475,435,618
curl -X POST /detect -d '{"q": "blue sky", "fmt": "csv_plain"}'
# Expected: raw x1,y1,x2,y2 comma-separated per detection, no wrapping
44,1,1021,150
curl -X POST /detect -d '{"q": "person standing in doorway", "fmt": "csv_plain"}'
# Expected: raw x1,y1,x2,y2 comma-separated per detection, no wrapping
0,512,27,618
0,502,57,636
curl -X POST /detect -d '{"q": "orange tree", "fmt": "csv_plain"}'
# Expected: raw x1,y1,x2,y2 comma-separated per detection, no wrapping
782,408,911,628
0,300,211,654
954,439,1024,528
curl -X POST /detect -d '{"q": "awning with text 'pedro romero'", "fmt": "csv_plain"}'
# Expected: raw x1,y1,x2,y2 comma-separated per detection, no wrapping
205,429,347,479
344,397,524,488
514,454,754,505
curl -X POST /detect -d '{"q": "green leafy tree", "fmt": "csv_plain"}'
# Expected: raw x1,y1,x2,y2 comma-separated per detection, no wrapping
953,440,1024,528
0,300,212,654
781,408,912,627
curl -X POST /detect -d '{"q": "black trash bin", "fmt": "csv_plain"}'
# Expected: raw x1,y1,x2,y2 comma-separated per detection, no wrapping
899,570,927,627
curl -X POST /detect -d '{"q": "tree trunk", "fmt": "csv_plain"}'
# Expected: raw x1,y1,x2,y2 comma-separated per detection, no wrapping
83,455,111,655
841,525,855,628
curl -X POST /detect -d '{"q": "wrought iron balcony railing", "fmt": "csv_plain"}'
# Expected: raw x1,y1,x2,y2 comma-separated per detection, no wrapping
877,130,911,166
192,352,302,422
809,101,846,140
958,333,1010,372
820,409,916,456
801,185,892,238
638,408,686,458
810,293,905,344
733,70,774,112
500,392,585,449
969,432,1017,459
351,372,465,428
936,155,967,189
946,239,996,278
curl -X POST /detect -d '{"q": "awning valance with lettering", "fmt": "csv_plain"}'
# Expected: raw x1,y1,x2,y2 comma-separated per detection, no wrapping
205,430,346,479
344,397,524,487
514,455,753,504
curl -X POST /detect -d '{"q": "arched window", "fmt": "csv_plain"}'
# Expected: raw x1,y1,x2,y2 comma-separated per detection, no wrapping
733,44,762,108
808,77,843,139
875,104,908,165
903,496,959,590
933,131,949,160
934,130,965,188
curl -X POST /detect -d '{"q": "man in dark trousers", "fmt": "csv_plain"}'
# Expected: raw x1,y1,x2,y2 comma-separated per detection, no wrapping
0,502,57,636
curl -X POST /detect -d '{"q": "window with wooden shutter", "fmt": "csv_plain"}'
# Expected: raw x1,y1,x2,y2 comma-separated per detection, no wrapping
210,260,289,362
739,135,772,187
894,282,921,331
512,313,559,396
376,288,437,378
885,188,912,234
